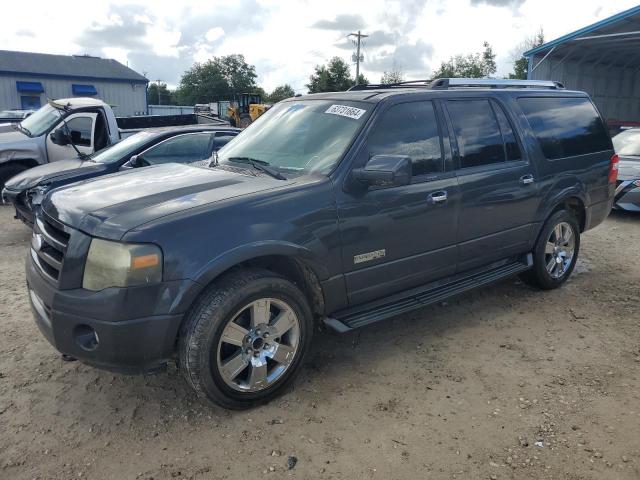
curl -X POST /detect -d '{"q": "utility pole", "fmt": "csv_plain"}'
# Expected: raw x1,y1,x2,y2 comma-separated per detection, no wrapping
156,79,162,105
348,30,368,85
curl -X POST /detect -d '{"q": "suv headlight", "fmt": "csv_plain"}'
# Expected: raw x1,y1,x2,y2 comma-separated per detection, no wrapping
83,238,163,291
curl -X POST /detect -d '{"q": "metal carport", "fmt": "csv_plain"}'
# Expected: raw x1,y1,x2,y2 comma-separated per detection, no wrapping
525,5,640,131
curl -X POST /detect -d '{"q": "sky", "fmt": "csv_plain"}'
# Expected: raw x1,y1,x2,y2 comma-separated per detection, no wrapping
1,0,638,95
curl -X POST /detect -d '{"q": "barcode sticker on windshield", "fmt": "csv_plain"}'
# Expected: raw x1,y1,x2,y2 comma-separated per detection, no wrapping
325,104,366,119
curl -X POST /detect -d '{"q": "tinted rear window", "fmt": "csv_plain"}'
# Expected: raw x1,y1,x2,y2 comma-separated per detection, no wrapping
447,99,505,168
518,97,611,160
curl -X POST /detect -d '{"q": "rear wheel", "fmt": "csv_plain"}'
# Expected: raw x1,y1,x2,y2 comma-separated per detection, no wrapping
522,210,580,290
178,268,313,409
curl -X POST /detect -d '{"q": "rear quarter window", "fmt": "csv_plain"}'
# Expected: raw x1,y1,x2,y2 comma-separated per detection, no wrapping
517,96,611,160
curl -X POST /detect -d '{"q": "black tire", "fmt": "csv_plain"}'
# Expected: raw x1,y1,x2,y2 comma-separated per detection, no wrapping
0,163,29,191
178,268,313,409
522,209,580,290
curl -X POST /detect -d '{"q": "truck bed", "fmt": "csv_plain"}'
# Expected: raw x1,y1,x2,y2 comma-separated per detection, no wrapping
116,113,229,132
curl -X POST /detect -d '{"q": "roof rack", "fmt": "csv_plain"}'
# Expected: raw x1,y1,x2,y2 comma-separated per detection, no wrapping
348,78,565,92
348,79,433,91
429,78,565,89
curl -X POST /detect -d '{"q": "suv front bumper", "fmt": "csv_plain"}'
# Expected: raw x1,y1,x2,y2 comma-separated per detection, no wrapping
2,187,35,226
26,251,195,374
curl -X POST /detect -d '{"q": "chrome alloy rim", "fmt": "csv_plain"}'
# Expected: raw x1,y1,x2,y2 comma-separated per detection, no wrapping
216,298,300,392
544,221,576,279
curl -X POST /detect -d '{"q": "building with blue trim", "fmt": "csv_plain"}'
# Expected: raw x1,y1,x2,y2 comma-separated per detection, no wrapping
525,5,640,128
0,50,148,116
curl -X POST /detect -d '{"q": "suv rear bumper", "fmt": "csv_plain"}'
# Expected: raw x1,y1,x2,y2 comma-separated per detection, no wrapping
585,197,614,230
26,251,192,374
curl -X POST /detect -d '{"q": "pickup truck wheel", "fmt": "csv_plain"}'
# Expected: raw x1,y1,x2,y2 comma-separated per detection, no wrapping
522,210,580,290
178,268,313,409
0,163,29,190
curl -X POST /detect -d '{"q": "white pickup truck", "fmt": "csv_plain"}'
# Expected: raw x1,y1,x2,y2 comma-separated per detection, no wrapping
0,97,228,188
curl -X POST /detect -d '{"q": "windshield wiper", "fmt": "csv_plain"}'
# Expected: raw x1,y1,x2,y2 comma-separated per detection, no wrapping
55,110,90,160
227,157,287,180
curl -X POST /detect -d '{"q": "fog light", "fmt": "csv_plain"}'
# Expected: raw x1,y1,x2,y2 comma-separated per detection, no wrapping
74,324,99,351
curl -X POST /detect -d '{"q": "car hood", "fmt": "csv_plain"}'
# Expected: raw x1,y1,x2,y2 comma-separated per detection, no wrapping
43,163,292,239
618,156,640,180
0,123,18,134
4,158,105,191
0,128,41,163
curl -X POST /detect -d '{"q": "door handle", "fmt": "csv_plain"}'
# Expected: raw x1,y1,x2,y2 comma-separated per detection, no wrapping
428,190,448,204
520,174,535,185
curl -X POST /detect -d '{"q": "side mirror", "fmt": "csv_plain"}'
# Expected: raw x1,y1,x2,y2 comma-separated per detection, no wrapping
131,154,141,167
352,155,412,188
50,129,70,146
121,154,140,169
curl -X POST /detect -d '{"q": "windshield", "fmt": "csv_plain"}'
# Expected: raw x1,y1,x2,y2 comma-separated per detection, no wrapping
19,104,61,137
217,100,371,174
613,129,640,157
91,131,156,163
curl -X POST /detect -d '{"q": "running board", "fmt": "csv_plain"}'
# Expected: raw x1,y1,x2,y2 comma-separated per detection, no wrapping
324,254,533,332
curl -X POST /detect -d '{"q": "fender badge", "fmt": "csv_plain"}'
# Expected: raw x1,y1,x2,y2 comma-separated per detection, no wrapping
354,249,386,264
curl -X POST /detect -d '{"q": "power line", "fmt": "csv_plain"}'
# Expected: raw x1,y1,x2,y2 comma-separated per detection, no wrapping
348,31,368,85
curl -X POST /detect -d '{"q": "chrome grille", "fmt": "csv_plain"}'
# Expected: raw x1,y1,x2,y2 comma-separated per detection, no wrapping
31,215,70,283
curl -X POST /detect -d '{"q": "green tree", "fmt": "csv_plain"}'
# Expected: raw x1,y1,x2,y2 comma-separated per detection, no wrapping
307,57,362,93
509,29,545,79
267,84,295,103
381,69,404,84
175,54,258,105
307,65,330,93
252,86,267,101
147,82,175,105
356,73,369,86
482,41,496,77
432,42,497,79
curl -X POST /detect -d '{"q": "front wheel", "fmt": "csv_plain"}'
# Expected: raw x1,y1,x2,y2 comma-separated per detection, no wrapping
178,268,313,409
522,210,580,290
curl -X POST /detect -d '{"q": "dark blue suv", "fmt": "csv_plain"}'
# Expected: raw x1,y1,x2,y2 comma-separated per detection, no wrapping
25,79,617,408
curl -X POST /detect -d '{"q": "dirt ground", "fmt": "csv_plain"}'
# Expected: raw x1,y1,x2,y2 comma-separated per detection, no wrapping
0,204,638,480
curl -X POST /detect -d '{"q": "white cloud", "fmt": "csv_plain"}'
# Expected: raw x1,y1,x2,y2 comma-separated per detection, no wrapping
146,22,182,58
100,47,129,65
133,13,153,25
0,0,638,93
205,27,225,43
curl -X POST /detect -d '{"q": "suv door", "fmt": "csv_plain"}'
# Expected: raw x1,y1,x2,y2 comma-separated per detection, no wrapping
336,100,459,306
444,98,539,272
46,113,97,162
136,132,216,166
